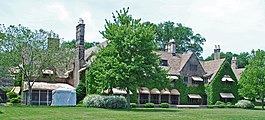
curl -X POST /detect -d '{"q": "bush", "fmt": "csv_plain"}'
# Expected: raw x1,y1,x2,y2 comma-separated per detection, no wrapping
160,103,169,108
104,96,127,109
235,100,255,109
207,105,214,109
215,101,224,105
10,96,21,103
226,102,232,106
144,103,154,108
83,95,105,108
130,103,137,108
6,92,17,100
83,95,128,109
218,103,226,108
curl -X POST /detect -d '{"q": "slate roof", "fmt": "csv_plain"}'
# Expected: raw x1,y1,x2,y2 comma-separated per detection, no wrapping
232,68,245,80
200,59,225,81
155,51,193,75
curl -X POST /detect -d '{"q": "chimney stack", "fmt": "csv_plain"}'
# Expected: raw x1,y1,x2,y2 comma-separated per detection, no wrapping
167,39,176,55
74,18,85,88
214,45,221,60
231,57,238,69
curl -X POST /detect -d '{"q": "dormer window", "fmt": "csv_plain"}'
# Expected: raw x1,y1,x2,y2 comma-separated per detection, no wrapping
161,59,168,66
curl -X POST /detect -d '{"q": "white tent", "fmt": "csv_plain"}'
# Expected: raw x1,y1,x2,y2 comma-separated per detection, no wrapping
51,88,76,106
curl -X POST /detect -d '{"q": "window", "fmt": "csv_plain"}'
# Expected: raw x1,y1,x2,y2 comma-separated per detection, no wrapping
184,77,188,83
161,60,168,66
190,64,197,71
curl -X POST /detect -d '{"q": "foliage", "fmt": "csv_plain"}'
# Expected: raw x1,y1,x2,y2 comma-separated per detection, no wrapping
215,101,225,105
83,95,128,109
207,105,214,109
144,103,155,108
238,50,265,109
160,103,169,108
6,92,18,100
61,39,99,50
0,87,12,92
88,7,169,108
208,61,238,105
104,96,128,109
83,95,105,108
235,100,255,109
76,82,86,104
153,21,206,56
130,103,137,108
10,96,21,103
174,77,206,104
0,24,75,105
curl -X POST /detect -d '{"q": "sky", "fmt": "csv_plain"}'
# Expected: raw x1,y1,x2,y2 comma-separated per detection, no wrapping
1,0,265,58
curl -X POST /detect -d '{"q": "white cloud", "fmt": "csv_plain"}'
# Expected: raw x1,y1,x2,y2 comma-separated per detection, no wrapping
47,3,69,22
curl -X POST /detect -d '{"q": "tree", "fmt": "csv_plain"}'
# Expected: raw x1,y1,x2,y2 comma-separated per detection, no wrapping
239,49,265,110
0,24,74,105
154,21,206,56
88,8,169,108
61,39,99,50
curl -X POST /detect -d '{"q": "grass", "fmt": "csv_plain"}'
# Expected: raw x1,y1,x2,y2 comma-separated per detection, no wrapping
0,106,265,120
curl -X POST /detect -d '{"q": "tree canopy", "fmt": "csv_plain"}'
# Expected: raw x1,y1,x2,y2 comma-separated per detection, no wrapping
61,39,99,49
239,49,265,109
88,8,169,108
153,21,206,56
0,24,74,105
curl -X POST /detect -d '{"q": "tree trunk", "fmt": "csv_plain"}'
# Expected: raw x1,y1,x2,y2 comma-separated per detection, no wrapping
27,80,32,105
261,93,264,110
126,88,131,109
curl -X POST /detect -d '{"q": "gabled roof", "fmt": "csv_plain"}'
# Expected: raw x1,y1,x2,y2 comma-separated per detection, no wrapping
232,68,245,80
155,51,193,75
84,41,107,61
200,59,226,81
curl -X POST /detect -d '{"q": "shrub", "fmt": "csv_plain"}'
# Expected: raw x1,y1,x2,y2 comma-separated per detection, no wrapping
218,103,226,108
83,95,128,109
6,92,17,100
144,103,154,108
83,95,105,108
160,103,169,108
130,103,137,108
207,105,214,109
10,96,21,103
104,96,127,109
215,101,224,105
235,100,255,109
226,102,232,106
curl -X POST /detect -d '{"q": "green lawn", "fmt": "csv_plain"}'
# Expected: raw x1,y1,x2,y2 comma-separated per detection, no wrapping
0,106,265,120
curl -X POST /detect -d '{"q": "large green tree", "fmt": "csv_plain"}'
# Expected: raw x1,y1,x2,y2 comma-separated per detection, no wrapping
239,49,265,110
61,39,99,50
154,21,206,56
88,8,169,108
0,24,74,105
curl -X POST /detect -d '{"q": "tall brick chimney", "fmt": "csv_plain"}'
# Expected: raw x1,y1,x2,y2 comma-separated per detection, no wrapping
231,57,238,69
214,45,221,60
167,39,176,55
73,18,85,88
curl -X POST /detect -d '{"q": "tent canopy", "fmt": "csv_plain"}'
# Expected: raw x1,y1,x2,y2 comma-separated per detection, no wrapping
51,88,76,106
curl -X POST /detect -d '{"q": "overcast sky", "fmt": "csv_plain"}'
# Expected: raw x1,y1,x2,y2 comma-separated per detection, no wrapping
1,0,265,58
